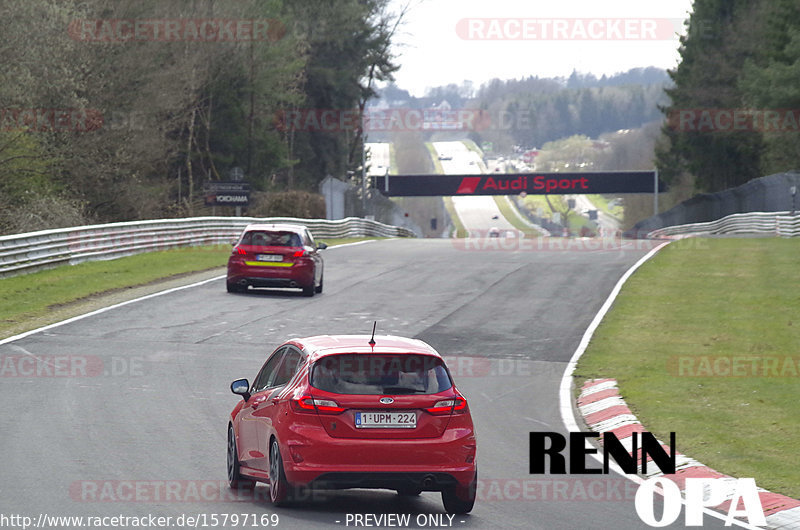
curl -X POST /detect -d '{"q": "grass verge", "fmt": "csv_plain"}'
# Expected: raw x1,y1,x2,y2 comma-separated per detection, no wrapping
424,142,445,174
586,194,623,219
492,196,542,237
460,140,489,172
460,138,483,156
566,212,598,236
522,194,558,218
521,194,597,235
443,197,468,238
574,238,800,498
0,238,376,340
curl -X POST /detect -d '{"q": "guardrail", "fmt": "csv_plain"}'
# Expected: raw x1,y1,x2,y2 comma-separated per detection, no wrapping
647,211,800,239
0,216,415,278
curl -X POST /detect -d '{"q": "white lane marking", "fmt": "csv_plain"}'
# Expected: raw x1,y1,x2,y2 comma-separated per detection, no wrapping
523,416,551,427
8,343,51,364
0,239,378,346
559,241,669,437
325,239,384,249
0,275,225,346
558,240,764,530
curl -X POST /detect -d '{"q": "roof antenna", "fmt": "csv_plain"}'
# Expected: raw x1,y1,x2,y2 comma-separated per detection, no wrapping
368,321,377,346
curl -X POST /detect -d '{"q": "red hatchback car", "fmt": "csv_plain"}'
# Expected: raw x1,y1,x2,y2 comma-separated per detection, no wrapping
226,223,326,296
227,335,478,513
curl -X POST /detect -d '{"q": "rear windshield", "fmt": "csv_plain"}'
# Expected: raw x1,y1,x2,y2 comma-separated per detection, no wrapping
241,230,302,247
310,354,453,395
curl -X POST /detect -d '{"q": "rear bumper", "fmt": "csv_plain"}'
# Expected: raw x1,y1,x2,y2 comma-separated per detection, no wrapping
236,277,302,289
279,424,477,489
227,260,314,288
308,472,462,492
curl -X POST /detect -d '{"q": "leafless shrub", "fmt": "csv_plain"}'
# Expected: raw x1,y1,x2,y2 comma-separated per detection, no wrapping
247,190,325,219
0,195,93,234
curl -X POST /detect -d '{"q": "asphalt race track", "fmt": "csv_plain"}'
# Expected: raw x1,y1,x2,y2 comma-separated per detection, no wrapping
0,239,734,529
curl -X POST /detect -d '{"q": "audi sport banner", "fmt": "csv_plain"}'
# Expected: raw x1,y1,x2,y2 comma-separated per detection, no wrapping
373,171,665,196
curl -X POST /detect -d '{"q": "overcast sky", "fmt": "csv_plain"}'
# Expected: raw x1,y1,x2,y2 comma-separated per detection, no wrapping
385,0,695,96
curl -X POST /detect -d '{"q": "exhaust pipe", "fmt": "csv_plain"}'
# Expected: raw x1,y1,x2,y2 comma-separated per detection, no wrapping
289,281,298,287
421,475,436,488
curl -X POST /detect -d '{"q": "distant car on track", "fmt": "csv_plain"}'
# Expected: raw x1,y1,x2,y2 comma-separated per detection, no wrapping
488,227,501,237
438,154,453,160
226,223,326,296
227,334,478,513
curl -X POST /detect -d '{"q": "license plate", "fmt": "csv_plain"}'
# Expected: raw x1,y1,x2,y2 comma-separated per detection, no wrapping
256,254,282,262
355,411,417,429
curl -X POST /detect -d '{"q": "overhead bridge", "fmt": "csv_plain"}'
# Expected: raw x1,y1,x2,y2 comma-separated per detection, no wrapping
373,171,666,197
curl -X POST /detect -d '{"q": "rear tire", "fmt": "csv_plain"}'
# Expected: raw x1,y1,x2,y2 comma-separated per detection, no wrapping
302,269,315,297
226,281,242,293
314,274,323,294
269,438,291,506
442,469,477,514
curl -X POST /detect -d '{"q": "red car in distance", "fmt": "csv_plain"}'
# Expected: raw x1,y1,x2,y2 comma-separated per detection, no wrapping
226,223,326,296
227,335,478,513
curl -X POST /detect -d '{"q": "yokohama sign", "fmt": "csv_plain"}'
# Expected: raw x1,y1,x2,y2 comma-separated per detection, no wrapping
204,192,249,206
374,172,664,197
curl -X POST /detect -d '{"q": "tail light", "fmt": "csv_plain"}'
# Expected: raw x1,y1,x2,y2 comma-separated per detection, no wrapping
293,249,307,257
425,395,467,416
291,396,345,414
234,247,247,255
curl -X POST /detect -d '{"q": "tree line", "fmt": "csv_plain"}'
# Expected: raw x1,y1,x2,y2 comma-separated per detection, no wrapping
374,68,671,155
0,0,400,233
658,0,800,192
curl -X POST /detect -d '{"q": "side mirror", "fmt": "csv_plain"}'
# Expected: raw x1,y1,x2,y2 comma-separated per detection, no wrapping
230,239,237,246
317,242,328,250
230,379,251,401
